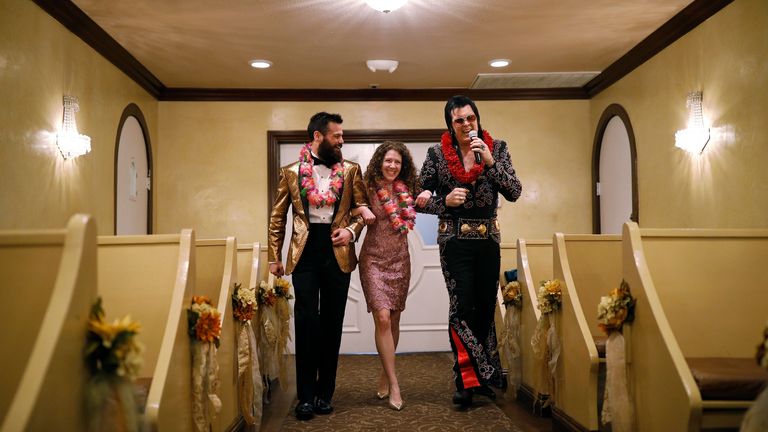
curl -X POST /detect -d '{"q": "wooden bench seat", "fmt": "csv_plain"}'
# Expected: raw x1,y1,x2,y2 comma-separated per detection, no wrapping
687,358,768,401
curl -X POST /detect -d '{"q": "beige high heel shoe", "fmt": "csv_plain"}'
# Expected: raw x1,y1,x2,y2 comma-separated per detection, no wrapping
388,397,405,411
376,390,389,400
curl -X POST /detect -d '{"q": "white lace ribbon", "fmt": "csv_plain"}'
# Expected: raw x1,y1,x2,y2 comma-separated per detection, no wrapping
601,331,634,431
237,321,263,426
191,341,221,432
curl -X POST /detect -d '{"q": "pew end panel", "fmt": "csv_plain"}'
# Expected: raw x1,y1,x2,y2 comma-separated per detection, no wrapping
552,234,615,431
516,239,553,405
496,244,518,374
1,214,97,432
98,230,196,431
623,222,702,432
195,237,240,431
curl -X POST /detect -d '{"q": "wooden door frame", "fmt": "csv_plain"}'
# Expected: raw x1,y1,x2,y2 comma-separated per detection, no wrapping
113,103,153,234
591,104,638,233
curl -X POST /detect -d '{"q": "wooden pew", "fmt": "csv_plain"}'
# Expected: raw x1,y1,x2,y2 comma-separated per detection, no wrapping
622,222,768,431
1,214,97,432
194,237,239,431
552,233,622,431
516,239,554,410
97,230,195,432
236,242,262,293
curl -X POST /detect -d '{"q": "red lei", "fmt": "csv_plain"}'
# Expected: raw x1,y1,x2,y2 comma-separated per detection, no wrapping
376,180,416,234
440,130,494,184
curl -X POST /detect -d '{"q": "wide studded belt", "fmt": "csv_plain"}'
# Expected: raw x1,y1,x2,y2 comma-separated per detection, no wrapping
438,217,499,240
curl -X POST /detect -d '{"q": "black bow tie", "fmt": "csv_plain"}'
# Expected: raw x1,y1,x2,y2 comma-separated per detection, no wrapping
312,156,333,168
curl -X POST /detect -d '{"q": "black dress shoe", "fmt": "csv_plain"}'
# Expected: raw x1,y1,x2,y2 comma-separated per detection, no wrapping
472,385,497,400
452,390,473,407
314,398,334,415
294,402,314,420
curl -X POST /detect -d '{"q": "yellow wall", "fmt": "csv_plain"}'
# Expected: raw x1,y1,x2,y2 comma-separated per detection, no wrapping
157,100,593,244
0,0,158,233
591,0,768,228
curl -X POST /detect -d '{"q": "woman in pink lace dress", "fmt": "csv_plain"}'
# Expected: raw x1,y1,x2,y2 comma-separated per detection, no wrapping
353,141,420,411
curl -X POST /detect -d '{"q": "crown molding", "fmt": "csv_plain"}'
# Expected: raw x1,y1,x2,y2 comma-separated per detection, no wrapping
32,0,165,98
159,87,588,102
585,0,734,97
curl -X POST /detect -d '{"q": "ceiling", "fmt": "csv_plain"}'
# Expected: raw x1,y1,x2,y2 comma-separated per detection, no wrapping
67,0,698,92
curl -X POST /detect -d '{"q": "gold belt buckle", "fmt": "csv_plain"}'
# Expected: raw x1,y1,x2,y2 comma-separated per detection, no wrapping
460,223,471,235
478,224,487,236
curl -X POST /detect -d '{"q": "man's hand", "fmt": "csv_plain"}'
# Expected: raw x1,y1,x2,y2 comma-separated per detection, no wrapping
269,261,285,277
446,187,469,207
331,228,353,246
415,190,432,208
470,135,495,166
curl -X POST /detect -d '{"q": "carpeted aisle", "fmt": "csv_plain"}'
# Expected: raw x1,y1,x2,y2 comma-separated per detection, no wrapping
280,352,522,431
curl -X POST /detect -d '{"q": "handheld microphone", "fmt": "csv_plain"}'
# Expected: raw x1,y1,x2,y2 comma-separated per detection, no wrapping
469,130,481,164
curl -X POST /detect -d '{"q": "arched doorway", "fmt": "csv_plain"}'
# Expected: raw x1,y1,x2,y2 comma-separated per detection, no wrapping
114,104,153,234
592,104,638,234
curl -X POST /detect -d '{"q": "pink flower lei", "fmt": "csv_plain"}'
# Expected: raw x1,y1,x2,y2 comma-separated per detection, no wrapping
376,180,416,234
298,143,344,208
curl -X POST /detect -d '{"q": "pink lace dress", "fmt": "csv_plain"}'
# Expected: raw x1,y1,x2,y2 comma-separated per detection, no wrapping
359,188,411,312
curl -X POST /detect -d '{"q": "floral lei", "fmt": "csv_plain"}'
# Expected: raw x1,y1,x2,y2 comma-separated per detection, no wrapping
376,180,416,233
298,143,344,208
440,130,494,184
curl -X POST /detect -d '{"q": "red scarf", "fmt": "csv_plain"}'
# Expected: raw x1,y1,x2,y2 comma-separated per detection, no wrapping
440,130,494,184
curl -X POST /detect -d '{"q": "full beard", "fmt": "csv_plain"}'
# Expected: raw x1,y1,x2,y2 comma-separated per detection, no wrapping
318,138,343,165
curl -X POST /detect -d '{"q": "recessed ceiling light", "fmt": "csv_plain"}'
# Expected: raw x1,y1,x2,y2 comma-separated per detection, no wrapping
365,0,407,13
249,59,272,69
489,59,511,68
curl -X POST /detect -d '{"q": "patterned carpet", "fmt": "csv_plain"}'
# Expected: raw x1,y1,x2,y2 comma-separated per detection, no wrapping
280,352,522,431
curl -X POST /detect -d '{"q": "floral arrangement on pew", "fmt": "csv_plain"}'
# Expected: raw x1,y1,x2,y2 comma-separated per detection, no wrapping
596,280,636,432
231,283,263,425
498,270,523,397
531,279,562,408
741,322,768,431
84,297,144,432
256,274,294,395
187,296,222,432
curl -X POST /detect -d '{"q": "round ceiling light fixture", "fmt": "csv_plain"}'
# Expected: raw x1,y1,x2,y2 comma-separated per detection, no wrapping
249,59,273,69
365,0,408,13
489,59,511,68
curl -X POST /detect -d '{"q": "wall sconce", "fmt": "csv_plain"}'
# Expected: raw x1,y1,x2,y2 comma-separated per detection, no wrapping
674,91,710,154
56,95,91,159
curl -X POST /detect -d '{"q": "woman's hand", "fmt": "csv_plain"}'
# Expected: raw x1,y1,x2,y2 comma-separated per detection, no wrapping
415,190,432,208
356,206,376,225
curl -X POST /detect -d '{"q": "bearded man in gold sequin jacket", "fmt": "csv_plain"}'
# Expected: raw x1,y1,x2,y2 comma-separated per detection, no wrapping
268,112,367,421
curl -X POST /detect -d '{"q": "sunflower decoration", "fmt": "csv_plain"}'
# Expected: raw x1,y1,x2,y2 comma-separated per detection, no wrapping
258,277,294,307
537,279,562,314
85,297,144,379
232,283,257,323
502,281,523,308
597,280,636,334
187,295,222,347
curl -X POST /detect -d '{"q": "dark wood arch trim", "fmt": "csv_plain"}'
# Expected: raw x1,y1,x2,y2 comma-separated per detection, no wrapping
591,104,638,234
267,129,444,222
114,103,154,234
